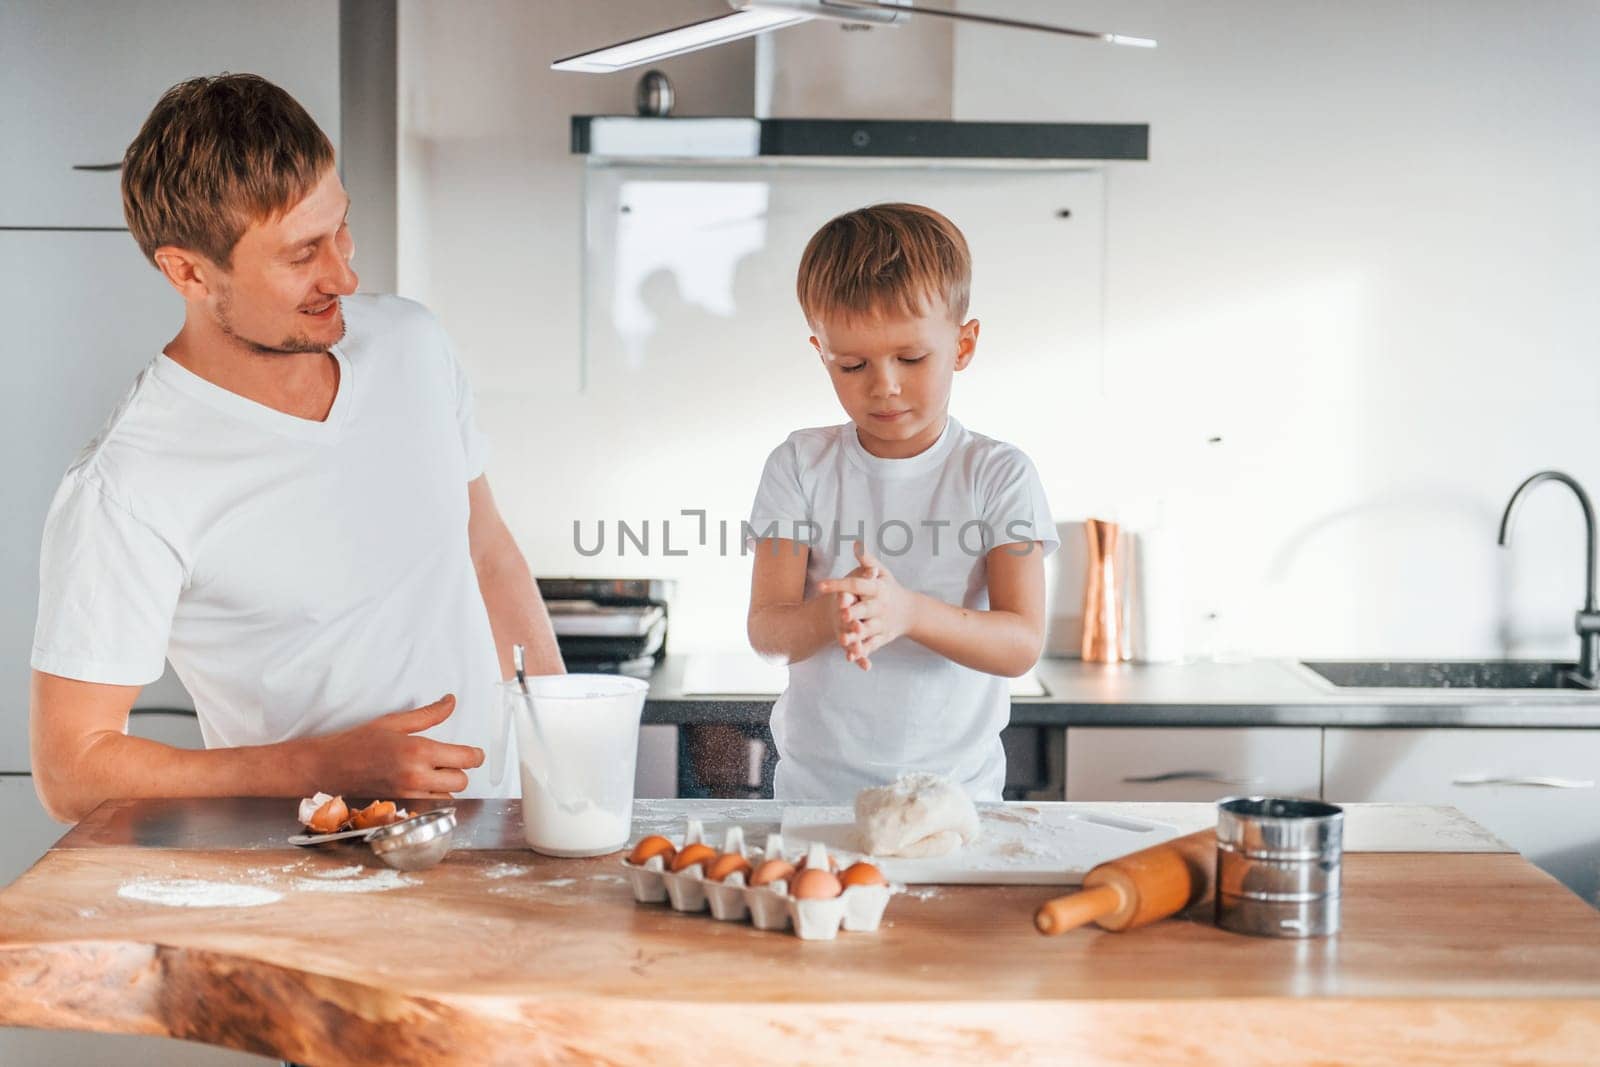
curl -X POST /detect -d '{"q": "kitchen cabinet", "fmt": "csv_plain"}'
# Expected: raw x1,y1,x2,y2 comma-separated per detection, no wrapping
636,724,678,799
0,775,64,888
1323,727,1600,907
1064,727,1322,802
0,231,186,768
0,0,339,228
1003,726,1064,800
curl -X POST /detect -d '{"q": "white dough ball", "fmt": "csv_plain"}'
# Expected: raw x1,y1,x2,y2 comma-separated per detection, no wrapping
854,772,981,858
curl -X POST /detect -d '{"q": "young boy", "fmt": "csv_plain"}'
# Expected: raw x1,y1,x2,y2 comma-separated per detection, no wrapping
746,203,1057,802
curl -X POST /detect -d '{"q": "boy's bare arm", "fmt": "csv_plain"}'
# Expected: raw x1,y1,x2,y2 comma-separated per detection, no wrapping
30,672,484,823
821,542,1047,677
747,538,842,665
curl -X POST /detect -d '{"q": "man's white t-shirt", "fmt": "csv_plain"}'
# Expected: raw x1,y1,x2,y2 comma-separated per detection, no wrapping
31,294,514,795
748,417,1057,802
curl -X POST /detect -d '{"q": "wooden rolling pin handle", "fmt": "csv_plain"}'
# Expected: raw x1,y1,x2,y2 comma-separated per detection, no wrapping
1034,882,1125,936
1034,829,1218,936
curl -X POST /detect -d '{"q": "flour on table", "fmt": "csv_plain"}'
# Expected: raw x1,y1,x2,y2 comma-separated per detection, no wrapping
308,865,365,880
118,878,283,908
481,863,532,880
290,869,418,894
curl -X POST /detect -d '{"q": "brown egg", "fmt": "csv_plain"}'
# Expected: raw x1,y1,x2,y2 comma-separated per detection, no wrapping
627,835,677,867
350,800,399,831
839,861,887,888
306,795,349,834
670,842,717,873
705,852,752,883
790,867,843,900
749,859,796,888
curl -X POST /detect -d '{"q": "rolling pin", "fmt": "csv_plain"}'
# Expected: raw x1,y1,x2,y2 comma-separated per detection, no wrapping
1034,829,1217,935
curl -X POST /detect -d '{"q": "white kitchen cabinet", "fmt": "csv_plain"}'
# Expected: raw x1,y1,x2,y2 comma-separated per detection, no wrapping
636,724,678,799
1065,727,1322,802
0,0,339,228
0,231,188,769
1323,728,1600,907
0,774,66,887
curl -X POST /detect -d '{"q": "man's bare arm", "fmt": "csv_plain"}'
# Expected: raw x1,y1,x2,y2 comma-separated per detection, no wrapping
467,474,564,677
30,672,484,824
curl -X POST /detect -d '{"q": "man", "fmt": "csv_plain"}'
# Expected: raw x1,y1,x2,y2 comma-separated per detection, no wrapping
29,74,562,822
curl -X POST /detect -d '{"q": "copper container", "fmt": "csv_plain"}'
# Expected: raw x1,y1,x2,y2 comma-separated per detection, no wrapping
1081,518,1126,662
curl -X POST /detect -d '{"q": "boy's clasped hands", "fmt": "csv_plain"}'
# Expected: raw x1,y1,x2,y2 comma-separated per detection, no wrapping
818,540,918,671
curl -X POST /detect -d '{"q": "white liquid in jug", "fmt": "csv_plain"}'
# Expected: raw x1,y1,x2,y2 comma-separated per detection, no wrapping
520,762,629,856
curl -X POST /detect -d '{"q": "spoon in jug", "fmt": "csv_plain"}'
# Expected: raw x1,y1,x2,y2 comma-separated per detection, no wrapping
510,644,590,814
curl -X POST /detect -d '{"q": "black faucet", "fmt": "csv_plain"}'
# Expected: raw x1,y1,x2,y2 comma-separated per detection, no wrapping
1498,470,1600,688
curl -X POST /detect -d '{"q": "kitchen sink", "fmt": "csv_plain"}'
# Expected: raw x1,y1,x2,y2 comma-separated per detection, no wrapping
1299,660,1598,691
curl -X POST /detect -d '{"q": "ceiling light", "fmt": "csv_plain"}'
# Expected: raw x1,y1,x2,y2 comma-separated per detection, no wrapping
552,0,1155,74
552,9,810,73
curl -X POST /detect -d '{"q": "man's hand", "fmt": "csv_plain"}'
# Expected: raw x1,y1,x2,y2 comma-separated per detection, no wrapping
817,542,920,671
31,673,489,824
310,695,484,797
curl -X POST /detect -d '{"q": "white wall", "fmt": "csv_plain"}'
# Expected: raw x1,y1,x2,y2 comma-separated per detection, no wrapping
952,0,1600,659
401,0,1600,661
398,0,764,651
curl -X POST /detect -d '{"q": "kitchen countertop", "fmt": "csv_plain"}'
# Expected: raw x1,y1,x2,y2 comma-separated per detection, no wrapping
49,797,1515,854
2,799,1597,1065
644,654,1600,728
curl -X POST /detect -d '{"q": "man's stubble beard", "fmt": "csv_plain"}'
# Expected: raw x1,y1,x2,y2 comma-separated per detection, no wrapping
215,287,345,356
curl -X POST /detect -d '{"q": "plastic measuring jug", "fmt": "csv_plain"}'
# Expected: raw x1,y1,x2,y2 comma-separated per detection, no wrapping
496,674,648,857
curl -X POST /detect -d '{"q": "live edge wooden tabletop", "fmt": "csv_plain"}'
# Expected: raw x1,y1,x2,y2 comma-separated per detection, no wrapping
1,803,1599,1066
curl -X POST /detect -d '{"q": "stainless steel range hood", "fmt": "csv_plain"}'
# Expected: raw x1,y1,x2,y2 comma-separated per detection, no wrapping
571,115,1147,163
571,15,1149,165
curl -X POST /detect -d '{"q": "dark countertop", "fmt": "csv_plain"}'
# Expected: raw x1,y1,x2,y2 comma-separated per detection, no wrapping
644,655,1600,729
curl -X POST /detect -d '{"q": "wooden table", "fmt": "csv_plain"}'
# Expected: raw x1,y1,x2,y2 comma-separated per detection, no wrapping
1,800,1598,1066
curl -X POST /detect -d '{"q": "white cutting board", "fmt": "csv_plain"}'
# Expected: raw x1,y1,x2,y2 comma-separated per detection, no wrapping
779,803,1180,885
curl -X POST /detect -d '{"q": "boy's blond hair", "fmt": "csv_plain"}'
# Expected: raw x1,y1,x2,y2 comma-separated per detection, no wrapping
122,73,335,269
796,203,971,327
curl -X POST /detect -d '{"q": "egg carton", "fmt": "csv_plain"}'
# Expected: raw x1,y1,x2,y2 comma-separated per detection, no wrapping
620,818,896,941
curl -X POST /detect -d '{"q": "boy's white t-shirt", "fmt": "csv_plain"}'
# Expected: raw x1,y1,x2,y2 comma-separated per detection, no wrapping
31,294,514,795
748,417,1057,802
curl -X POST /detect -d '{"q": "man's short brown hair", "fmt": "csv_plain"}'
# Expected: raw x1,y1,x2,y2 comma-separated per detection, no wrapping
122,73,335,269
796,203,971,327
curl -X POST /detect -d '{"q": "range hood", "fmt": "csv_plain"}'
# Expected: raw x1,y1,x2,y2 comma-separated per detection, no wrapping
571,116,1147,163
570,14,1149,165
